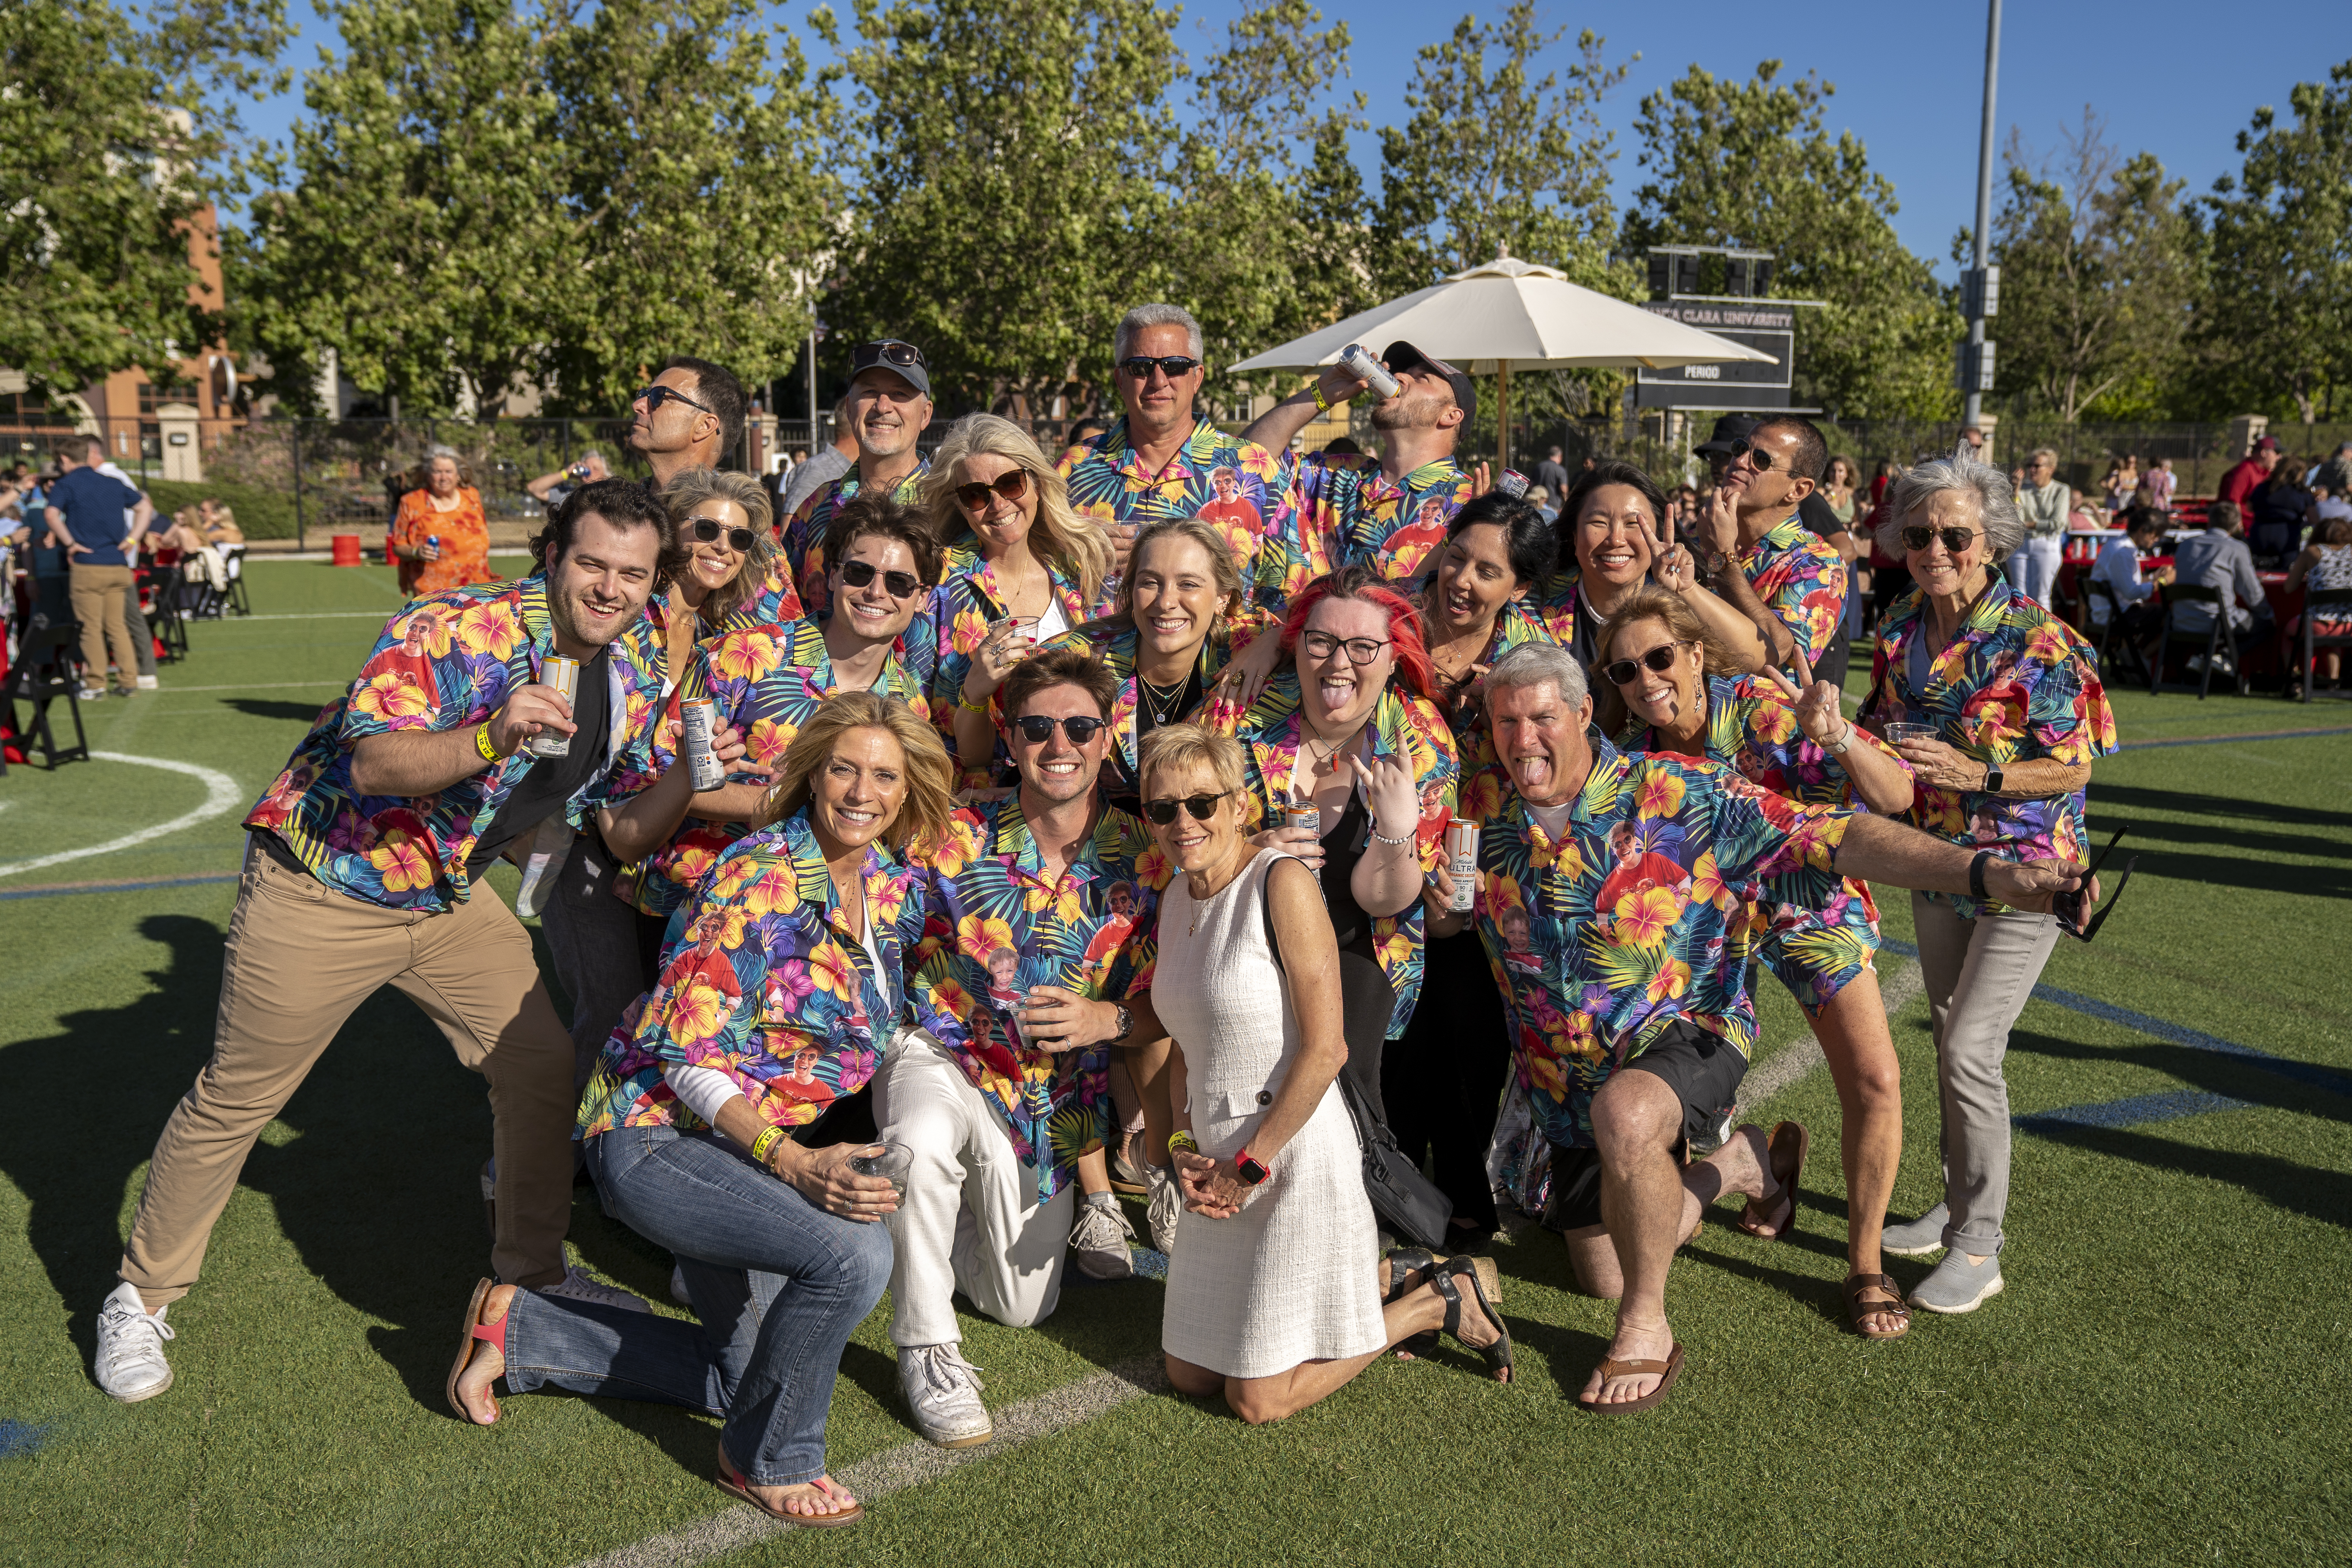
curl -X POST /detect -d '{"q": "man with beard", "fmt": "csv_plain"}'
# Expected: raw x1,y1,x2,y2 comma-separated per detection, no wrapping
1242,340,1477,607
92,482,750,1403
777,340,935,623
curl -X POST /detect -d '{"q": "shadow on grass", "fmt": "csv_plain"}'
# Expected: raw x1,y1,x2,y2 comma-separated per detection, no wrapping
2089,782,2352,835
222,698,339,726
2016,1121,2352,1230
2007,1027,2352,1124
2080,820,2352,900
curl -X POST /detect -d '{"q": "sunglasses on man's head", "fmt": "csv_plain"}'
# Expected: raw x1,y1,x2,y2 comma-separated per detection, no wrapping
1014,714,1107,745
686,517,757,552
1142,790,1232,825
838,559,922,599
855,340,926,369
955,469,1030,510
1604,642,1690,687
1900,524,1982,554
1726,438,1777,473
635,384,713,416
1118,356,1202,381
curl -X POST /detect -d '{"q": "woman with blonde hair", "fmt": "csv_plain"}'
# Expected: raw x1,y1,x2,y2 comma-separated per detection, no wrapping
926,412,1112,782
391,446,491,597
448,692,953,1529
657,467,780,684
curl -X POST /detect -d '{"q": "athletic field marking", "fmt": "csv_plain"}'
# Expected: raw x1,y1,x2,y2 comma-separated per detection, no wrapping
568,1357,1167,1568
205,610,397,623
1737,956,1924,1117
0,872,240,902
2014,1089,2254,1134
2115,725,2352,750
0,753,242,880
148,681,350,695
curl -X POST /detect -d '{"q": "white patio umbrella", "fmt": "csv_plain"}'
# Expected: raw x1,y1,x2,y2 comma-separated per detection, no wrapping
1227,253,1775,471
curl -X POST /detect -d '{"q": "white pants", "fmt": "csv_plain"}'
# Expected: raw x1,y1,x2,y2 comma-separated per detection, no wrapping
875,1030,1075,1347
2004,535,2064,607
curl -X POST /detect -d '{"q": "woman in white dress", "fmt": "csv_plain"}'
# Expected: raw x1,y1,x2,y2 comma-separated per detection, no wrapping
1138,722,1510,1423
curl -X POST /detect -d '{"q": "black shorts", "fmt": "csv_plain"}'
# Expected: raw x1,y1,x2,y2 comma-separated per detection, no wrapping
1538,1020,1747,1234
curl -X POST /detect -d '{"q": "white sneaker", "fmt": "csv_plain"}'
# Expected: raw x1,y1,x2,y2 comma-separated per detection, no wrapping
135,674,158,690
1145,1164,1182,1256
1069,1196,1137,1280
669,1263,692,1305
94,1281,175,1403
538,1265,650,1314
898,1342,991,1448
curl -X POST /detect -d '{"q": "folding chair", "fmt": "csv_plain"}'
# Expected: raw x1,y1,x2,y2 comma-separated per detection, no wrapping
1,618,92,766
2084,576,2149,686
220,542,251,616
2297,587,2352,703
2149,583,2246,699
141,551,191,662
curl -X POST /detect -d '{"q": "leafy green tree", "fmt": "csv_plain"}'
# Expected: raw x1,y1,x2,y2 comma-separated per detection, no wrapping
1625,61,1960,421
2,0,287,395
1981,114,2197,422
2193,60,2352,425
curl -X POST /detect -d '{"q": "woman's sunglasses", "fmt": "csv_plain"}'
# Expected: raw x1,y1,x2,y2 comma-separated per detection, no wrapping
687,517,757,552
1900,524,1982,554
1603,642,1691,687
1142,790,1232,824
838,559,922,598
1013,714,1107,745
955,469,1031,510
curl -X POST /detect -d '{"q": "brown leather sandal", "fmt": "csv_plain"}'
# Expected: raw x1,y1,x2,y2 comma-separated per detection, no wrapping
1575,1342,1684,1414
1735,1121,1808,1240
1844,1273,1912,1340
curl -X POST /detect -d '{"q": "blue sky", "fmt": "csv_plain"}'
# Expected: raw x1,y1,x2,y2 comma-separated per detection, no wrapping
242,0,2343,279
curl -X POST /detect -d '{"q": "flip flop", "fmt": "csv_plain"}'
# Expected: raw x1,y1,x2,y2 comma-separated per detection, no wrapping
1430,1255,1513,1383
1735,1121,1809,1241
1575,1342,1684,1414
715,1448,866,1529
445,1277,505,1425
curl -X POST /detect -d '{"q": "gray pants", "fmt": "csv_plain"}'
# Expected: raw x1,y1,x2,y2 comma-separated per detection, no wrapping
1910,891,2062,1256
538,831,661,1096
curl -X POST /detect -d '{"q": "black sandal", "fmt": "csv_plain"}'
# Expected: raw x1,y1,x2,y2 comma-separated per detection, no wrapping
1430,1254,1513,1383
1381,1246,1439,1356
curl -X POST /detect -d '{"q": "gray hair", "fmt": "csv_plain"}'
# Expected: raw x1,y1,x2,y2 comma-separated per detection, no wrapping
1486,641,1590,712
2029,446,2059,466
1875,455,2026,559
1114,303,1204,362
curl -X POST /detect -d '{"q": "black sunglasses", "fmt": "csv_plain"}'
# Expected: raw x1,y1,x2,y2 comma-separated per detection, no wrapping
1604,642,1690,687
1014,714,1108,745
1726,437,1777,473
1900,524,1982,554
635,384,713,416
854,339,926,369
2056,826,2136,943
1118,355,1202,381
955,469,1030,510
838,559,922,599
1142,790,1232,825
686,517,757,552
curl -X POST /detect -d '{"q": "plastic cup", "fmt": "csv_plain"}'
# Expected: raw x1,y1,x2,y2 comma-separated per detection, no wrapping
849,1141,913,1200
1883,721,1940,745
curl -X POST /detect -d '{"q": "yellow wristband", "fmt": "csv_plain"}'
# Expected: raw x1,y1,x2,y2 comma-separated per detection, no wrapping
1166,1129,1199,1156
749,1124,784,1167
1310,380,1332,415
475,723,504,764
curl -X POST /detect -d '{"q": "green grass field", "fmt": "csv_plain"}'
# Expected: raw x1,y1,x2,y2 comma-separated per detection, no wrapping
3,559,2348,1565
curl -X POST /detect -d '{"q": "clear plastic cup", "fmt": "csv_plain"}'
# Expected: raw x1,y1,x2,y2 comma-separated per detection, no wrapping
1882,721,1940,745
849,1141,913,1200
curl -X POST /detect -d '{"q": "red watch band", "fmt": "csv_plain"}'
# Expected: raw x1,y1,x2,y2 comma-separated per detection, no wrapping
1235,1146,1271,1186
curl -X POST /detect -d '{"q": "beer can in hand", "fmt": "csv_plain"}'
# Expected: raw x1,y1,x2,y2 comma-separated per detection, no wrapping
532,655,580,758
1338,343,1401,401
681,698,726,792
1445,818,1479,913
1495,469,1530,500
1289,800,1321,841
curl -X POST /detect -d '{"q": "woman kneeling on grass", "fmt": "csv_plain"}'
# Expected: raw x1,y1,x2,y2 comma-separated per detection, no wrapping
447,692,957,1528
1139,722,1510,1423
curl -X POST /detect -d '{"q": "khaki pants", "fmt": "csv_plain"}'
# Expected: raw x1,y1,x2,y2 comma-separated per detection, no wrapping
121,836,578,1304
68,563,136,690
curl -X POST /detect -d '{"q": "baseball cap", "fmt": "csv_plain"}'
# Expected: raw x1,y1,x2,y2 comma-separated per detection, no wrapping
849,339,931,398
2253,435,2280,452
1693,414,1758,459
1382,341,1476,423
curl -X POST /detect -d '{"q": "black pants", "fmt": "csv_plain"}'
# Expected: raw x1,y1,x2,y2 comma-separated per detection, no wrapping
1382,929,1511,1235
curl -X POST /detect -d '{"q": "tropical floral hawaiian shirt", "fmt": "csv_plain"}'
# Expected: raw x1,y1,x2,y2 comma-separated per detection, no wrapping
736,555,807,630
1037,611,1270,800
627,616,932,918
1619,673,1908,1009
1059,417,1294,592
1436,599,1561,772
247,574,669,911
1859,575,2118,917
1253,453,1472,609
780,465,931,624
1739,512,1847,669
906,795,1170,1200
1461,738,1853,1149
926,544,1094,786
579,806,918,1138
1223,671,1459,1038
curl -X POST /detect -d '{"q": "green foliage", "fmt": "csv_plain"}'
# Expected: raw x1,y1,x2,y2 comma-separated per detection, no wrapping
0,0,287,394
144,475,299,537
1625,61,1960,421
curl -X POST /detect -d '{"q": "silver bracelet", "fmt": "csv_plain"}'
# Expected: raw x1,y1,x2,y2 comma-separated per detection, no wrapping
1368,823,1414,847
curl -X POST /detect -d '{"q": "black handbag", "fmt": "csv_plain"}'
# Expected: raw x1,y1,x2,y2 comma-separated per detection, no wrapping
1259,864,1454,1250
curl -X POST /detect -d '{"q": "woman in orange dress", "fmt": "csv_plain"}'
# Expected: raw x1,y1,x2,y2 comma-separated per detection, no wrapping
392,447,492,596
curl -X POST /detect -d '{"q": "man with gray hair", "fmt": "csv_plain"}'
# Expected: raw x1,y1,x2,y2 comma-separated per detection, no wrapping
1426,639,2094,1412
1060,303,1295,592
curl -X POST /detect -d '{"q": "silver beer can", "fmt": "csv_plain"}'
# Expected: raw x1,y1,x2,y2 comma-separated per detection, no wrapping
1445,818,1479,913
681,698,726,792
1495,469,1530,500
1338,343,1401,401
532,655,580,758
1289,800,1321,840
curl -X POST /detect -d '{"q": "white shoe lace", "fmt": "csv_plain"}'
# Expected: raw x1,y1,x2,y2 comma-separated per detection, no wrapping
912,1342,985,1399
97,1297,174,1384
1145,1168,1182,1251
540,1266,651,1313
1071,1201,1136,1253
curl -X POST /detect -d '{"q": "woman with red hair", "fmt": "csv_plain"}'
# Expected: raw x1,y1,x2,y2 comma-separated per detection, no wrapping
1221,564,1459,1094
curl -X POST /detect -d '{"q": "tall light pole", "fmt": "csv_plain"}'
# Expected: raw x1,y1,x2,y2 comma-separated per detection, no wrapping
1962,0,2002,430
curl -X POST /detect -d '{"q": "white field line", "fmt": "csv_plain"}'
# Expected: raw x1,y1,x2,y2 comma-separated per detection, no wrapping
0,753,243,879
568,1357,1167,1568
1735,954,1925,1118
210,611,399,622
146,681,352,694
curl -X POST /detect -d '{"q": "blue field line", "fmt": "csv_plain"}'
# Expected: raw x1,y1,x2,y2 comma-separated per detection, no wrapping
0,873,239,902
2114,725,2352,751
0,1418,49,1459
2013,1089,2255,1134
1880,937,2352,1100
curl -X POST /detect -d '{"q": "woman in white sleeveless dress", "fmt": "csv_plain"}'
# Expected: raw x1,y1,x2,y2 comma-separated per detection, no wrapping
1137,723,1510,1423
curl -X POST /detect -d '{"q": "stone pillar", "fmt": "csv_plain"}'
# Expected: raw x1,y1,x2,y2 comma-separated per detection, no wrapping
157,401,203,482
1965,411,1999,465
2225,414,2269,459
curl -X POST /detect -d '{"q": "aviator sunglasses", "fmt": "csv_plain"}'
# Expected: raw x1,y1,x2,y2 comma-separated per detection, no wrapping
1899,524,1983,554
1726,437,1778,473
838,559,922,598
1142,789,1234,825
1013,714,1107,745
687,517,757,552
955,469,1031,510
1603,641,1693,687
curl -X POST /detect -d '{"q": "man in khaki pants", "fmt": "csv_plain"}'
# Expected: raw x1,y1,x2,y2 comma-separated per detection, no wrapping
42,437,151,698
94,480,743,1404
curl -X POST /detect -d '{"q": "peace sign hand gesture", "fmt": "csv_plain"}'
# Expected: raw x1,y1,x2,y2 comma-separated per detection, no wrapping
1757,648,1849,751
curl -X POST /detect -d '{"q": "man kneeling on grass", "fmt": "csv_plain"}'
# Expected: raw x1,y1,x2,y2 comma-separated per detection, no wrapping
1428,642,2094,1413
886,645,1171,1448
94,482,750,1403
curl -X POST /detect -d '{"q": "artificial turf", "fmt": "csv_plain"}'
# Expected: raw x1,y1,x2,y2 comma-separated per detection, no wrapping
1,559,2347,1565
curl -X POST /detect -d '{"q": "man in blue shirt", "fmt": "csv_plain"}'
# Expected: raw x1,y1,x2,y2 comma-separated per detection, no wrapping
44,436,152,697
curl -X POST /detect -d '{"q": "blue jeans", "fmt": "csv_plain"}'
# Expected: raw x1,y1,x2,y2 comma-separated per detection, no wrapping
501,1123,892,1486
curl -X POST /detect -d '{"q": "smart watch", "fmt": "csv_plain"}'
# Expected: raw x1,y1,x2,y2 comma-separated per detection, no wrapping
1982,764,2005,795
1234,1147,1271,1187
